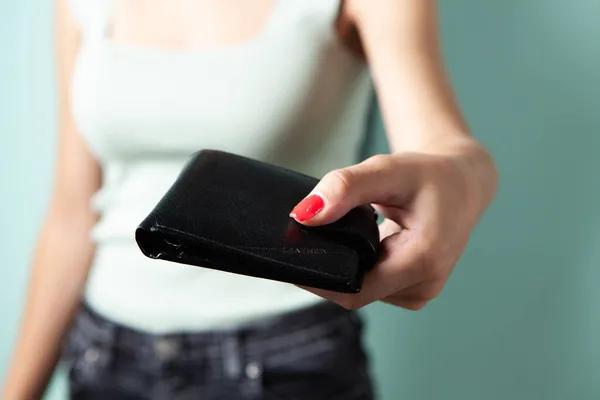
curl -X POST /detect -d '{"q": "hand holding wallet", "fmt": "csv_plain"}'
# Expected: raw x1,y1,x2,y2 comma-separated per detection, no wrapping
135,150,380,293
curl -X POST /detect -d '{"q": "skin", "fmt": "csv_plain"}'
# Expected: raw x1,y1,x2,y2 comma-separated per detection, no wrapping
2,0,497,398
296,0,498,310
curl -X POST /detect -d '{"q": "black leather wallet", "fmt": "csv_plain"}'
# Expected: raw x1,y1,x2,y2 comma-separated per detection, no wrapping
135,150,380,293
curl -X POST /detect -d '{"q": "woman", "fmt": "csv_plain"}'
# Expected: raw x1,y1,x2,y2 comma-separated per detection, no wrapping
3,0,498,399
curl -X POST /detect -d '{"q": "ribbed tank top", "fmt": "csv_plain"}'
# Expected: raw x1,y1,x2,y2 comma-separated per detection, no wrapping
68,0,373,333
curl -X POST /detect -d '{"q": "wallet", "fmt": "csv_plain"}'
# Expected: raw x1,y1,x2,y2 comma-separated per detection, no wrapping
135,150,380,293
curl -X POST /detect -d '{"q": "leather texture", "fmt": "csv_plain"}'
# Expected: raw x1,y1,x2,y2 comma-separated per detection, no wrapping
135,150,380,293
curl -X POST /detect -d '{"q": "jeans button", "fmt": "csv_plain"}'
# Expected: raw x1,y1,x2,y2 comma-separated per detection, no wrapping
84,347,100,364
154,338,180,361
245,362,262,380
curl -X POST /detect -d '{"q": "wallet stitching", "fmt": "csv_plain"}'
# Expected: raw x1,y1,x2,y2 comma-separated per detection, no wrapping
153,223,355,281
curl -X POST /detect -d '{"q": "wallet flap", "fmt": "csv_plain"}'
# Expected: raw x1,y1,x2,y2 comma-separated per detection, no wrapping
135,150,380,293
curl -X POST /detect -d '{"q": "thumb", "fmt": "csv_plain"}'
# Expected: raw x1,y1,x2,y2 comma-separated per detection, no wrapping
290,154,420,226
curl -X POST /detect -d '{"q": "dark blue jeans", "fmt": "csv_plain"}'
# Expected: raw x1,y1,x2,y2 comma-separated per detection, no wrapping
62,301,375,399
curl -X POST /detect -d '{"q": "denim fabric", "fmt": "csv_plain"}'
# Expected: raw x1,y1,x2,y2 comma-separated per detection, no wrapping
62,302,375,400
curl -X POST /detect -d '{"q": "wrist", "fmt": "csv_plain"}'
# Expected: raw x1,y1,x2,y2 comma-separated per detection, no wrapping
393,135,498,212
456,140,498,211
443,138,499,213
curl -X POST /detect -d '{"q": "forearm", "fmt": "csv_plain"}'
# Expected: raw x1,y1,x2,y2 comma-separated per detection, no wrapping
3,211,96,400
365,23,470,153
376,62,498,211
370,47,498,210
349,0,497,207
349,0,468,147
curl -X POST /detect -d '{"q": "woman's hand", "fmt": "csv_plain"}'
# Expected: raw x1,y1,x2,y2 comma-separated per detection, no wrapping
294,0,500,310
290,138,497,310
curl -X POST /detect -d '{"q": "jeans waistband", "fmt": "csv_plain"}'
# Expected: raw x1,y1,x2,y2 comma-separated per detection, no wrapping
67,300,362,362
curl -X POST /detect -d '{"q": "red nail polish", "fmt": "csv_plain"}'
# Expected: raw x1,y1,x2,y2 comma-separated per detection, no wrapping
290,194,325,222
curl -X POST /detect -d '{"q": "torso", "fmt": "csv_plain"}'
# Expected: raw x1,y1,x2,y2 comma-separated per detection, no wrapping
69,0,373,333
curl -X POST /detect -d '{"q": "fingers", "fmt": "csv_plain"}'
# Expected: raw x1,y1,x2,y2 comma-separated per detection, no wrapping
291,154,450,311
290,154,421,226
381,280,445,310
303,217,453,311
385,299,429,311
302,227,424,310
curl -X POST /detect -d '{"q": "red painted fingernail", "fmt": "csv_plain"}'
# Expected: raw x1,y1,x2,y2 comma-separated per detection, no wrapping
290,194,325,222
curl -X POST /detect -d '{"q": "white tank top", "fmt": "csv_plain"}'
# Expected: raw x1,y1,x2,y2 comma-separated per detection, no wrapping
68,0,373,333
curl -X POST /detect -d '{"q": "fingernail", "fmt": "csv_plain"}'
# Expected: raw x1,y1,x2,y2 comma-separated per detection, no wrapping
290,194,325,222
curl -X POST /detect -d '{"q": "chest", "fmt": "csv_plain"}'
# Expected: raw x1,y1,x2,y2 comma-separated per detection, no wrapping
109,0,281,51
71,0,367,161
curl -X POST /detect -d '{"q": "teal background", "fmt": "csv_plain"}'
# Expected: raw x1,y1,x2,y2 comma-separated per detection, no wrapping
2,1,599,399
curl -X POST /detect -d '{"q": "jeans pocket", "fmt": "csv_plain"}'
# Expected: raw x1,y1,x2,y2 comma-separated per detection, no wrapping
63,315,114,393
261,316,374,400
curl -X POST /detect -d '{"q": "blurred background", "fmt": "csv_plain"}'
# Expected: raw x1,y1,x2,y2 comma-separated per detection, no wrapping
2,0,600,399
